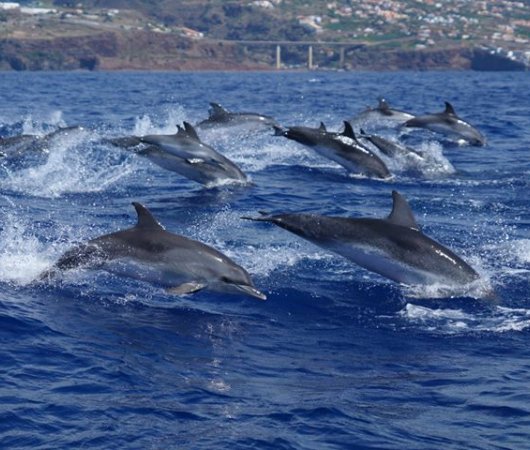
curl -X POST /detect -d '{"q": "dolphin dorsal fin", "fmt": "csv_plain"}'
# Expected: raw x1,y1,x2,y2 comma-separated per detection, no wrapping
378,98,390,111
444,102,456,116
132,202,164,230
386,191,419,230
183,122,200,141
342,121,356,139
319,122,327,132
209,102,229,119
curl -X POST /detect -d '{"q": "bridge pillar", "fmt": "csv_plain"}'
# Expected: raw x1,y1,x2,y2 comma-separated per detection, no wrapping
308,45,313,69
275,45,281,69
339,47,345,67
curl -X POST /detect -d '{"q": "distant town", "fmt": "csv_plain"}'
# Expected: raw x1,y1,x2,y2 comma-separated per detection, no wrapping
1,0,529,70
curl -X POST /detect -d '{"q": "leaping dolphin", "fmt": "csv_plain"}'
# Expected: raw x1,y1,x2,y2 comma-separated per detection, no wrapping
404,102,486,146
196,102,278,130
108,122,249,186
244,191,479,287
40,202,266,300
359,129,424,160
352,98,415,126
274,121,391,179
0,126,85,156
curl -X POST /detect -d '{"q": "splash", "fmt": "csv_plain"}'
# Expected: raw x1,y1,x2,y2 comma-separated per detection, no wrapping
1,129,136,198
400,303,530,333
373,139,455,179
402,272,494,300
189,208,332,279
0,211,55,285
132,107,186,136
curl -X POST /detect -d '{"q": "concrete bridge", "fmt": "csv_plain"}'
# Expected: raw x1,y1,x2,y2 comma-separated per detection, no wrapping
218,39,369,69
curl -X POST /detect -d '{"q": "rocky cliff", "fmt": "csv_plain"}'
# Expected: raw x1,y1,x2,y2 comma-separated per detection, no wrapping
0,30,525,72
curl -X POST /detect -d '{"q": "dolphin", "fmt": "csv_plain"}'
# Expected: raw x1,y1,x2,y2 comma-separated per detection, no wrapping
274,121,391,179
404,102,486,146
109,122,249,186
244,191,479,287
359,129,424,160
40,202,266,300
352,98,415,125
196,102,278,130
0,126,84,156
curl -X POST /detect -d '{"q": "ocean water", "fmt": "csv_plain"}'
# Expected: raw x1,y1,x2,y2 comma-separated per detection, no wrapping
0,71,529,449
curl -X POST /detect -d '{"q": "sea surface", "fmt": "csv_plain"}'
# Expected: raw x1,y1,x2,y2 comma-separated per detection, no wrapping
0,71,529,449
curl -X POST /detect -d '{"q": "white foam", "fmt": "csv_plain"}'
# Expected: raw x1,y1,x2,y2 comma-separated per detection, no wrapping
503,239,530,264
376,139,455,179
132,107,186,136
402,275,494,300
0,212,55,285
188,208,331,278
400,303,530,333
20,111,67,135
2,130,136,198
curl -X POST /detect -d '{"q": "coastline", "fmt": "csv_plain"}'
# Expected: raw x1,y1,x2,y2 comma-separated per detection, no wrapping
1,31,527,72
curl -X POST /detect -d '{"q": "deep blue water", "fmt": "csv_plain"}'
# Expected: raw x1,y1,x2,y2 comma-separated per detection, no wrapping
0,71,529,449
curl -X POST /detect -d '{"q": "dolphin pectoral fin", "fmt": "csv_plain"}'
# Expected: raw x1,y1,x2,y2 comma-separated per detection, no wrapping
185,157,206,165
166,282,207,296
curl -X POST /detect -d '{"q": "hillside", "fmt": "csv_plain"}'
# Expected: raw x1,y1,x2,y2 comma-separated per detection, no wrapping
0,0,528,70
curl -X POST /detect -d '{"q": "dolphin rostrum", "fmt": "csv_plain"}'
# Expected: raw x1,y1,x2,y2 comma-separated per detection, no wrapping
108,122,249,186
196,102,278,130
40,202,266,300
244,191,479,287
404,102,486,146
274,121,391,179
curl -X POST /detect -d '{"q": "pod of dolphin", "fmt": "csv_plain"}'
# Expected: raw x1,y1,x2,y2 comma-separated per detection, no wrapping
1,99,486,300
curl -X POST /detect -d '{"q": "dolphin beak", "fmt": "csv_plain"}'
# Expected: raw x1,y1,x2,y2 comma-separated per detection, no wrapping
234,284,267,301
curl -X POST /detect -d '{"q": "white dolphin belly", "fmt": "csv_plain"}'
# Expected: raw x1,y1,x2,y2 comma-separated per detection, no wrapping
327,242,436,285
102,258,190,287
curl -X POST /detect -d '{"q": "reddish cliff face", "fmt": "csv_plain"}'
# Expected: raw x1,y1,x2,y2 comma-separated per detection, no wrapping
0,30,522,72
0,31,269,71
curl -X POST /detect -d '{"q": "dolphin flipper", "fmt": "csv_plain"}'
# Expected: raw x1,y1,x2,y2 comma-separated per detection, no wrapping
166,281,207,295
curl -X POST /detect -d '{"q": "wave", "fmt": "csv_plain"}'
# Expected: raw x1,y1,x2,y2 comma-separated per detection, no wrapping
1,128,136,198
400,302,530,334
